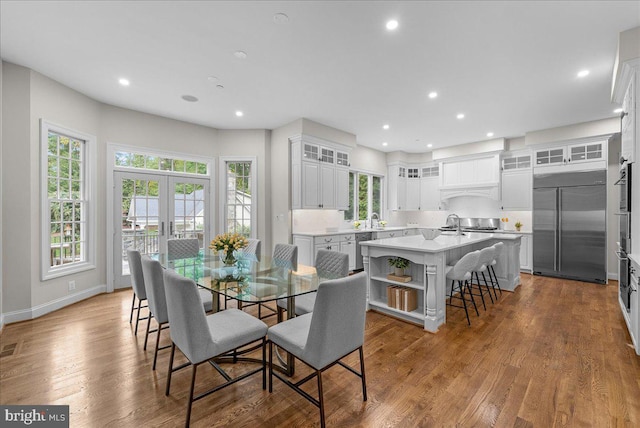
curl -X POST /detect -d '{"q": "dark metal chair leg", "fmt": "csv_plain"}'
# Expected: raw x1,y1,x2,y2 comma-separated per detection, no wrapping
153,323,163,371
317,370,325,428
490,265,502,296
129,293,136,323
185,364,197,428
458,281,471,325
466,280,479,316
166,343,176,396
143,313,153,350
134,298,143,335
268,341,273,393
262,337,267,390
359,346,367,401
472,272,487,310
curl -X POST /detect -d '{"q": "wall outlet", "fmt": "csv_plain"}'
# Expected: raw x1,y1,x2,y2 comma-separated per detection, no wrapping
68,280,76,291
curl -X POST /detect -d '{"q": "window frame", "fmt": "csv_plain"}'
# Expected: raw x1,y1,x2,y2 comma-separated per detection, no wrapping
219,156,257,238
344,170,384,223
40,120,97,280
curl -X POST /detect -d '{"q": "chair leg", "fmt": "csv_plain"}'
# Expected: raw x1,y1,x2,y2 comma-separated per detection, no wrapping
466,280,479,316
481,272,495,303
185,364,197,428
262,338,267,390
143,313,153,350
277,307,285,323
359,346,367,401
317,369,326,428
166,343,176,396
490,265,502,296
472,272,487,310
153,323,163,371
458,281,471,326
268,341,273,393
134,298,143,335
129,293,137,323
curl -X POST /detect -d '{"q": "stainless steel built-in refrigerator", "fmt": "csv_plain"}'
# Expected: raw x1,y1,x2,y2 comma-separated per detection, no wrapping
533,170,607,284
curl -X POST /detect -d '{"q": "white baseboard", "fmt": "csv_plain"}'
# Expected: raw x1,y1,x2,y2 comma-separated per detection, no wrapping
608,272,619,281
2,284,107,325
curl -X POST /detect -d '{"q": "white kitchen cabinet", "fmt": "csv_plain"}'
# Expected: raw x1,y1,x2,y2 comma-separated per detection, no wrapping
373,229,403,239
621,72,636,164
501,171,531,210
293,233,356,270
419,166,441,210
440,154,500,189
405,167,421,210
533,139,608,173
339,236,356,271
291,135,351,210
388,165,407,210
519,234,532,272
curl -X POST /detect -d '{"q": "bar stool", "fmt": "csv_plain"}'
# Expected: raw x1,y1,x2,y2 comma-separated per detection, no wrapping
446,250,480,325
469,246,496,310
488,242,504,298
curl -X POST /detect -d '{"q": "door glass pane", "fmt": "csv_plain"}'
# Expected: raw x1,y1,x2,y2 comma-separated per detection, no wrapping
225,162,251,237
358,174,368,221
344,172,355,221
372,176,381,216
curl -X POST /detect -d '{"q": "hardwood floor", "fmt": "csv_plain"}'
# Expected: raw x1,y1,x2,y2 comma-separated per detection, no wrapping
1,274,639,427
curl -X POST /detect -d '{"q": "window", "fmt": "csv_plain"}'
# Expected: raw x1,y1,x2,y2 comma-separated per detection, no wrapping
222,158,256,237
344,171,383,222
41,121,96,280
114,150,208,175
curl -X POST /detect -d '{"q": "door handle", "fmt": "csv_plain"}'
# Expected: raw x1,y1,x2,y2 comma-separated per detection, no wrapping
160,221,165,236
170,221,174,236
615,251,628,261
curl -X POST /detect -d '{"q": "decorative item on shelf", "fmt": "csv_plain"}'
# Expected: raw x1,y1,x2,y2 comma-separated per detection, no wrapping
386,285,418,312
514,221,522,232
353,220,361,230
420,228,441,240
500,217,509,230
209,232,248,266
387,256,411,279
379,220,387,228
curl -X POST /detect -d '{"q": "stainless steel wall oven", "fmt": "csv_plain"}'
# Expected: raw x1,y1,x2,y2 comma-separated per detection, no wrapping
616,163,632,312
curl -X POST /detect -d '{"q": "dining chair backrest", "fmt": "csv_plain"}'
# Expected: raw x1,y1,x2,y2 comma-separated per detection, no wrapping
448,250,481,281
303,272,367,369
272,244,298,271
163,269,212,364
127,249,147,300
141,255,169,324
167,238,199,261
243,239,262,262
315,249,349,279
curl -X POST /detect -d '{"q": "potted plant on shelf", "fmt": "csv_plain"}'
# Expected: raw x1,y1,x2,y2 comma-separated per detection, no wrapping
514,221,523,232
379,220,387,229
353,220,361,230
388,257,410,277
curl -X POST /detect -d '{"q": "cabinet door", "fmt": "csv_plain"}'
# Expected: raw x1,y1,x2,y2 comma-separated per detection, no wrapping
568,142,604,164
621,76,635,163
302,161,320,208
535,147,565,167
501,170,532,210
320,163,336,209
420,177,440,210
405,178,420,210
335,167,349,210
397,178,407,210
339,240,356,271
520,235,532,271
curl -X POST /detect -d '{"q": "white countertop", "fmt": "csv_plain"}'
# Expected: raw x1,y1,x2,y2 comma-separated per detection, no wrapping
629,253,640,266
293,226,410,237
359,232,520,253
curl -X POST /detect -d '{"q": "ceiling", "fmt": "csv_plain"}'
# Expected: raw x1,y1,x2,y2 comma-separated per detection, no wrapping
1,1,638,153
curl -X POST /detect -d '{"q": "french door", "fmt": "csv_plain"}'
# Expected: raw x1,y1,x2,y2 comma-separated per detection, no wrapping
113,171,210,288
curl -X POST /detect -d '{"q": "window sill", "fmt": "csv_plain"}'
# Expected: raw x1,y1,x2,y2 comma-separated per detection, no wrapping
42,261,96,281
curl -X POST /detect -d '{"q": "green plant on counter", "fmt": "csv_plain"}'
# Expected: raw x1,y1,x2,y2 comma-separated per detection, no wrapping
388,257,410,269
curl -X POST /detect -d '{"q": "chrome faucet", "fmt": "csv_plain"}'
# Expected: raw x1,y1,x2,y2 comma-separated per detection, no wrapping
446,213,462,236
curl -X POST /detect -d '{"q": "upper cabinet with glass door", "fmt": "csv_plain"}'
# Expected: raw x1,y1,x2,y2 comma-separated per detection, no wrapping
291,134,352,210
533,138,610,173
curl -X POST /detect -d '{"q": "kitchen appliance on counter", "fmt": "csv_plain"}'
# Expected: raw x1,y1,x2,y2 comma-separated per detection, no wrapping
440,217,499,233
355,232,372,270
616,163,632,311
533,170,607,284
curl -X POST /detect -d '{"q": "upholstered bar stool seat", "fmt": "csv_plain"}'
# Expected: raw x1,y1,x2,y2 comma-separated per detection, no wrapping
469,246,496,310
445,250,480,325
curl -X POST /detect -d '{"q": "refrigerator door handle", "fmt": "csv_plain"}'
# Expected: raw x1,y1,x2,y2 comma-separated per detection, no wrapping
556,188,560,272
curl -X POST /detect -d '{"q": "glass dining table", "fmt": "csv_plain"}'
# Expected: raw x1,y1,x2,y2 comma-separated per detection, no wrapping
155,249,322,375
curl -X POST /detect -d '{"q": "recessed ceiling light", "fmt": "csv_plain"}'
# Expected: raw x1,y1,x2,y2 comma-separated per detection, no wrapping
456,113,465,119
273,13,289,24
428,92,438,99
386,20,398,31
382,142,388,146
383,124,390,130
577,69,590,78
427,144,433,148
181,95,198,102
207,76,218,82
234,50,248,59
486,132,494,137
614,108,623,114
235,110,244,117
118,78,130,86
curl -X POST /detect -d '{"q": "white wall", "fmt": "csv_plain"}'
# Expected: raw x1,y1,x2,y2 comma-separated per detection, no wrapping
0,58,3,329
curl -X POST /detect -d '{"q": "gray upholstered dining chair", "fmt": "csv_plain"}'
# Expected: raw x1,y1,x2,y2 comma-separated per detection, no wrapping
140,255,214,370
445,250,481,325
163,269,268,428
267,272,368,428
127,249,148,336
242,238,261,262
276,249,349,321
167,238,200,260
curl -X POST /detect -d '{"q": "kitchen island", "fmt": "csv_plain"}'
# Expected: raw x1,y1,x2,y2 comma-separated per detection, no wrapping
360,232,522,332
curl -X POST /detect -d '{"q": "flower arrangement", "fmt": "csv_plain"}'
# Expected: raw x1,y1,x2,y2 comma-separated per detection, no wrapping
514,221,523,231
353,220,361,229
209,232,248,265
500,217,509,230
379,220,387,228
